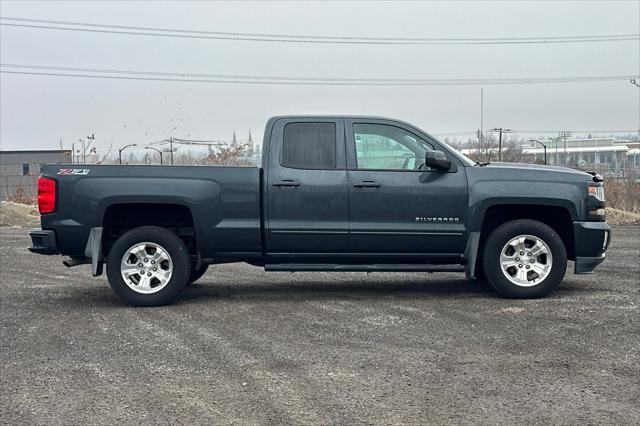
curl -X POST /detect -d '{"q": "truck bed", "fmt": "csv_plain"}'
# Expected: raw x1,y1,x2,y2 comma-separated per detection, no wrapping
39,164,262,258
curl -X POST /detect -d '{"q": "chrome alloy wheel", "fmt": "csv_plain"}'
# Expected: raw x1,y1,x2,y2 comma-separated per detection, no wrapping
120,242,173,294
499,235,553,287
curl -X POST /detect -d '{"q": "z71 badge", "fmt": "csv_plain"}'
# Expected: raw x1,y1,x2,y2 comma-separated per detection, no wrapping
57,168,90,176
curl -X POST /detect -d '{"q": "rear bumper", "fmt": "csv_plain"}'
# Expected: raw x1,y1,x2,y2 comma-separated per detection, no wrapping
28,230,58,255
573,221,611,274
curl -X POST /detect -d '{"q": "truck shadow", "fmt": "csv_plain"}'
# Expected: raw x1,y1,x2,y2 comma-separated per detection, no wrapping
179,278,497,303
177,276,597,305
70,276,598,308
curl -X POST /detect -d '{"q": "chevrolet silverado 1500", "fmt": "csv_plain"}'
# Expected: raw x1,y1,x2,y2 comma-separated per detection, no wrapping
29,116,610,306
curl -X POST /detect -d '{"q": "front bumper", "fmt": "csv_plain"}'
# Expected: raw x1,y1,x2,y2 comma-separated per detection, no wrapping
573,221,611,274
28,230,58,255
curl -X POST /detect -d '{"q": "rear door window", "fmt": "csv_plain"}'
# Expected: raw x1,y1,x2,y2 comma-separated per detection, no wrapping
282,122,337,169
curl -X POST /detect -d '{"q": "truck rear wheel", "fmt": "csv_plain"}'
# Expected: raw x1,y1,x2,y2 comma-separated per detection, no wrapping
106,226,191,306
482,219,567,298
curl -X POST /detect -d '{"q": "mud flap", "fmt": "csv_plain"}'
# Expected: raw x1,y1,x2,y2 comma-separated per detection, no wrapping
464,231,481,280
84,227,103,277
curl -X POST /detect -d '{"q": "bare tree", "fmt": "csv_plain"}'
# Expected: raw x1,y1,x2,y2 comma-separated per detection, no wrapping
466,133,532,163
468,132,498,163
98,144,113,164
501,138,530,163
200,144,251,166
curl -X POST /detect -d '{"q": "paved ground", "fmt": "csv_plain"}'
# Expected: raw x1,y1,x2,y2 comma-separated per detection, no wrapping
0,227,638,425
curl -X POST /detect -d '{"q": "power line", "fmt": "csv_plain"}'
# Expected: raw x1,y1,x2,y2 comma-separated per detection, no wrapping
148,138,229,146
5,63,638,84
2,70,634,86
1,17,638,45
1,64,636,86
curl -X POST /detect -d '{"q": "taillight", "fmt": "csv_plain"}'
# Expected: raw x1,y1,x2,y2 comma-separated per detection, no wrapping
37,176,57,214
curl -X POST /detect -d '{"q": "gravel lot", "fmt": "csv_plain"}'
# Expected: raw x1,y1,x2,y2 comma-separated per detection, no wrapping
1,227,638,424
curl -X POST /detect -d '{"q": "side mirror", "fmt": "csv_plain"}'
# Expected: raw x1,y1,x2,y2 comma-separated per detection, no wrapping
425,150,452,171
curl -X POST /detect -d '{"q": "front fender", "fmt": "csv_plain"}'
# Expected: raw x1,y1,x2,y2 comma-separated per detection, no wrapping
467,180,584,231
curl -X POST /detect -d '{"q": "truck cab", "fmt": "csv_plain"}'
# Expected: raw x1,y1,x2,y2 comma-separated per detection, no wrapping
263,117,468,261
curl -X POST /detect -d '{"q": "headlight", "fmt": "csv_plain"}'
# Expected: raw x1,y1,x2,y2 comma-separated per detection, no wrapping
588,185,605,202
587,184,606,220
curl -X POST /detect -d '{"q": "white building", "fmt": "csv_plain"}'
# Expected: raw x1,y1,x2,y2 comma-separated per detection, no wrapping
525,137,637,172
459,137,639,173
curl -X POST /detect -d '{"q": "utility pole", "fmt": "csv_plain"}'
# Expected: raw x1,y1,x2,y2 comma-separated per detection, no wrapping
631,79,640,142
497,128,503,162
480,88,484,137
489,128,515,162
170,137,174,165
558,131,571,165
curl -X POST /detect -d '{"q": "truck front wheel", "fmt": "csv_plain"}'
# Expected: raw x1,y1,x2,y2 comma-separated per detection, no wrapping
106,226,191,306
482,219,567,298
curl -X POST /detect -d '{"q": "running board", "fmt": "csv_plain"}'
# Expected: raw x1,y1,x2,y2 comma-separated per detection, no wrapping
264,264,465,272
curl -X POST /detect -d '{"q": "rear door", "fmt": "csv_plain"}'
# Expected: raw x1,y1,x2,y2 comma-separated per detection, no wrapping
265,118,349,254
345,119,468,255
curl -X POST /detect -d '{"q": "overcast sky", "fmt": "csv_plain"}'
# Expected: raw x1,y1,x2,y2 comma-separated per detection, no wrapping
1,0,639,154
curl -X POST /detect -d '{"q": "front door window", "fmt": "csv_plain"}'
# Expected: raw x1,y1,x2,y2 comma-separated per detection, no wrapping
353,123,433,171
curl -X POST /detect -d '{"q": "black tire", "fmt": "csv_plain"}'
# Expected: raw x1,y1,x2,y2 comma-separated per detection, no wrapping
482,219,567,298
188,264,209,284
106,226,191,306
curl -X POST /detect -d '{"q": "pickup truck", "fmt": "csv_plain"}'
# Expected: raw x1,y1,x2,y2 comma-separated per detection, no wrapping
29,116,611,306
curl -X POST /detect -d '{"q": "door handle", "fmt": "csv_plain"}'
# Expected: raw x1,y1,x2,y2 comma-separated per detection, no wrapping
272,179,300,187
353,181,381,188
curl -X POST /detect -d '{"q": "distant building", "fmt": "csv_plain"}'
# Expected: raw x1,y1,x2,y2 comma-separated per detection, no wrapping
459,137,639,173
524,137,634,171
0,150,71,201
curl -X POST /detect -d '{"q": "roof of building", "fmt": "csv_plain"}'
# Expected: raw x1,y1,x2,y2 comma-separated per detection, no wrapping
523,145,630,154
0,149,71,154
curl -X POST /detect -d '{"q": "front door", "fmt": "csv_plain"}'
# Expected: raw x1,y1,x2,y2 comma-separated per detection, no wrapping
345,119,468,255
265,118,349,254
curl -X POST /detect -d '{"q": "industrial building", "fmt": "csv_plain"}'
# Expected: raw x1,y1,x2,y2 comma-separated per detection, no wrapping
524,137,638,172
0,150,71,201
459,137,639,173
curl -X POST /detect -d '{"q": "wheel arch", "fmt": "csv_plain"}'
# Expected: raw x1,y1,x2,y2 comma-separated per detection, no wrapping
478,203,575,260
101,202,198,259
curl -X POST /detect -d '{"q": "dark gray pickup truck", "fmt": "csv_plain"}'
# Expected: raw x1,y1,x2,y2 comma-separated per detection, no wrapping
29,116,610,306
